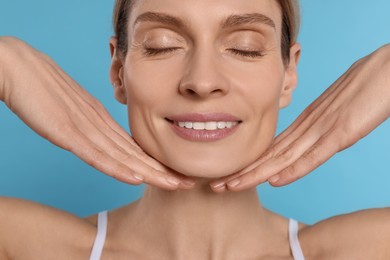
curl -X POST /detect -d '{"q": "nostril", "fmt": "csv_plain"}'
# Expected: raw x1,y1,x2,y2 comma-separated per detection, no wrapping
211,89,222,94
185,89,197,96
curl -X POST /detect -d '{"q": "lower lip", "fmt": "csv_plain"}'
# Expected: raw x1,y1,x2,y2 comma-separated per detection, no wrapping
169,122,240,142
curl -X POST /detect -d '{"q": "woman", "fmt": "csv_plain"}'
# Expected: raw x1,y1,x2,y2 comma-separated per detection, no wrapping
0,0,389,259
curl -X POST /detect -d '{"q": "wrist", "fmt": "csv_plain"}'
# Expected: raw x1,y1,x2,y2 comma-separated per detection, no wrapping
374,44,390,117
0,37,5,102
0,36,21,105
386,46,390,117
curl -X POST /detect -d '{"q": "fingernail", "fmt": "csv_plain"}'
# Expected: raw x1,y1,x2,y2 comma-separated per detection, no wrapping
133,174,144,182
212,182,225,189
183,179,196,186
269,175,280,183
166,177,180,186
227,179,240,188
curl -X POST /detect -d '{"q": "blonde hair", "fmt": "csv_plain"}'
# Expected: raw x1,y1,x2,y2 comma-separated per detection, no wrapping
113,0,300,63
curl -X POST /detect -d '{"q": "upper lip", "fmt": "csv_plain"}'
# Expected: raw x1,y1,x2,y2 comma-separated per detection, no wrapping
166,113,242,122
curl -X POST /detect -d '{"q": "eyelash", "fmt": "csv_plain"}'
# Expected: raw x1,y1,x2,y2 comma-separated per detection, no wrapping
142,47,264,58
227,48,265,58
143,47,181,56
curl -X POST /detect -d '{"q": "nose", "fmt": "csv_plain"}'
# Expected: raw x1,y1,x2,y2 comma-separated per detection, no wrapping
179,49,230,99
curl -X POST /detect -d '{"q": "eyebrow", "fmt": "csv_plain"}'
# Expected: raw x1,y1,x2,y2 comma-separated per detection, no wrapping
133,12,276,31
222,13,276,30
133,12,188,29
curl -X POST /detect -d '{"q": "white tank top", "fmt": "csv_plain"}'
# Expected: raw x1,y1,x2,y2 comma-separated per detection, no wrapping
90,211,305,260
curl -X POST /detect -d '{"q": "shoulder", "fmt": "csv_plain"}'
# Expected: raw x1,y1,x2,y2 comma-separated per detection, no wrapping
0,196,97,260
299,208,390,259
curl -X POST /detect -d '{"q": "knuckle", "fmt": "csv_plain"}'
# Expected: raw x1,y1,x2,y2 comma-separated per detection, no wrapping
281,164,298,179
87,147,105,167
90,98,108,114
110,164,126,178
264,147,277,160
299,140,329,172
274,147,295,162
54,123,78,152
334,123,359,150
59,121,77,138
112,148,132,162
111,165,135,182
91,99,104,111
253,169,268,183
301,147,317,163
300,142,325,169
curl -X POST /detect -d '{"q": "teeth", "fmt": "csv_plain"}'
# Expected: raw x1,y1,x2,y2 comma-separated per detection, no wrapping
217,122,226,129
193,122,205,130
176,121,238,130
184,122,193,129
205,122,217,130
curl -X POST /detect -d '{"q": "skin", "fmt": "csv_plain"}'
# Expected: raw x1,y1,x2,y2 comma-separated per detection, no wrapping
210,44,390,192
112,0,298,179
0,0,390,259
0,36,194,191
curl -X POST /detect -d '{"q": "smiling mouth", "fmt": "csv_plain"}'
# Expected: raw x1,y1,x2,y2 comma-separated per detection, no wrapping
165,119,242,130
165,118,242,142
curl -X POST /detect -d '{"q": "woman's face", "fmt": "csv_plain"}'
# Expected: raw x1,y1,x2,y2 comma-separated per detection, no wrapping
112,0,299,178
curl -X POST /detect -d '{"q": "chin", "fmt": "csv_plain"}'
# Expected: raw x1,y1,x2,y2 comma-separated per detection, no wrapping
162,157,247,179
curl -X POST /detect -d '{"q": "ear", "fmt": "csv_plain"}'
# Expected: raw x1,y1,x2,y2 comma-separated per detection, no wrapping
279,43,301,108
109,37,127,105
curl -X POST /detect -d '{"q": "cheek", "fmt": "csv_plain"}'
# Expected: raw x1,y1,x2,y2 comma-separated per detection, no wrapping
235,60,285,157
123,57,184,106
121,57,184,157
234,59,285,115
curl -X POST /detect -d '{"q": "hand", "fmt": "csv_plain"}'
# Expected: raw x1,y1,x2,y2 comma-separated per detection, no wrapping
210,44,390,192
0,37,196,190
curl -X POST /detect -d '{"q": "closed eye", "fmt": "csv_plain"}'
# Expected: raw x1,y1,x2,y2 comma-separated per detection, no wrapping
227,48,265,58
143,47,181,56
142,47,264,58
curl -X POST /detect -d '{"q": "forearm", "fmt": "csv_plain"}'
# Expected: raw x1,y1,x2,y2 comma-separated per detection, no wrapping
0,36,42,109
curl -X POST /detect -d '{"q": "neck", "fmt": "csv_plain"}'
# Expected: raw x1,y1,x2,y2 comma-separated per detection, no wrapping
125,178,289,259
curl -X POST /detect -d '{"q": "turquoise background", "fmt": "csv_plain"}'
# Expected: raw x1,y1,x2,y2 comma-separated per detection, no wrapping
0,1,389,224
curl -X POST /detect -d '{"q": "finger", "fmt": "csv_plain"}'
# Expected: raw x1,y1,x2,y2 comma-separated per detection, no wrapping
214,112,330,191
74,105,197,189
267,80,351,174
208,88,345,193
210,183,228,193
209,151,272,192
52,86,195,189
268,130,340,187
273,66,356,146
44,57,196,188
223,124,324,192
65,126,184,190
47,72,167,173
45,60,141,152
209,139,280,192
75,121,195,190
209,132,307,192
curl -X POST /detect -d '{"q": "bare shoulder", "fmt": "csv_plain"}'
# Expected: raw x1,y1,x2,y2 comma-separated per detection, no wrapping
299,208,390,259
0,196,97,260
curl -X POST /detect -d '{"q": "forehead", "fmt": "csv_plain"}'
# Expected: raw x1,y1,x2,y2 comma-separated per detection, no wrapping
129,0,282,31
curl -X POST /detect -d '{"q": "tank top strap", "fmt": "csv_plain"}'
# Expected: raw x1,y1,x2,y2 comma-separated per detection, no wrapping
89,213,302,259
90,211,108,260
289,218,305,260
